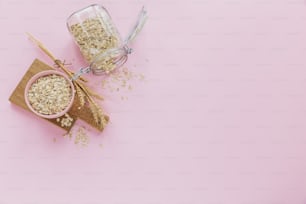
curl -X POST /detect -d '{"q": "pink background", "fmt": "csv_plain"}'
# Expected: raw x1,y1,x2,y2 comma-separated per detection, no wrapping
1,0,306,203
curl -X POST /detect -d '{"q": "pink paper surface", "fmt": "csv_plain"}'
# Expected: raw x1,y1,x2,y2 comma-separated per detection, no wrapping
1,0,306,203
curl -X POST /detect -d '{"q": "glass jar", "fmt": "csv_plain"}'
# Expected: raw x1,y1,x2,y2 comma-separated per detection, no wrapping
67,4,147,77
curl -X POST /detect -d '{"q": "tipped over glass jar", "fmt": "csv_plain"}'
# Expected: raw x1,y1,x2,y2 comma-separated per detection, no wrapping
66,4,147,79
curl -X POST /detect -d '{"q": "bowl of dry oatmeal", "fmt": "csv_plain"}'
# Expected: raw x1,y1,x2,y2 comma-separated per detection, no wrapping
24,70,75,119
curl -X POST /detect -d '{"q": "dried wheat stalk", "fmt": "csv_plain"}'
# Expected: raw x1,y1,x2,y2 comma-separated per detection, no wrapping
75,85,86,107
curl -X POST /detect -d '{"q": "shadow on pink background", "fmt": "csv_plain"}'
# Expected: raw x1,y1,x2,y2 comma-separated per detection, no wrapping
1,0,306,203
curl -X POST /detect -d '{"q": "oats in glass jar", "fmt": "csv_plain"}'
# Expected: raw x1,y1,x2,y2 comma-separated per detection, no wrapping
69,17,119,62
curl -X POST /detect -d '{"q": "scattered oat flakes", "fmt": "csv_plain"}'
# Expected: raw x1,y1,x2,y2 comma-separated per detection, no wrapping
74,127,89,147
100,67,145,97
55,113,74,127
60,113,73,127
